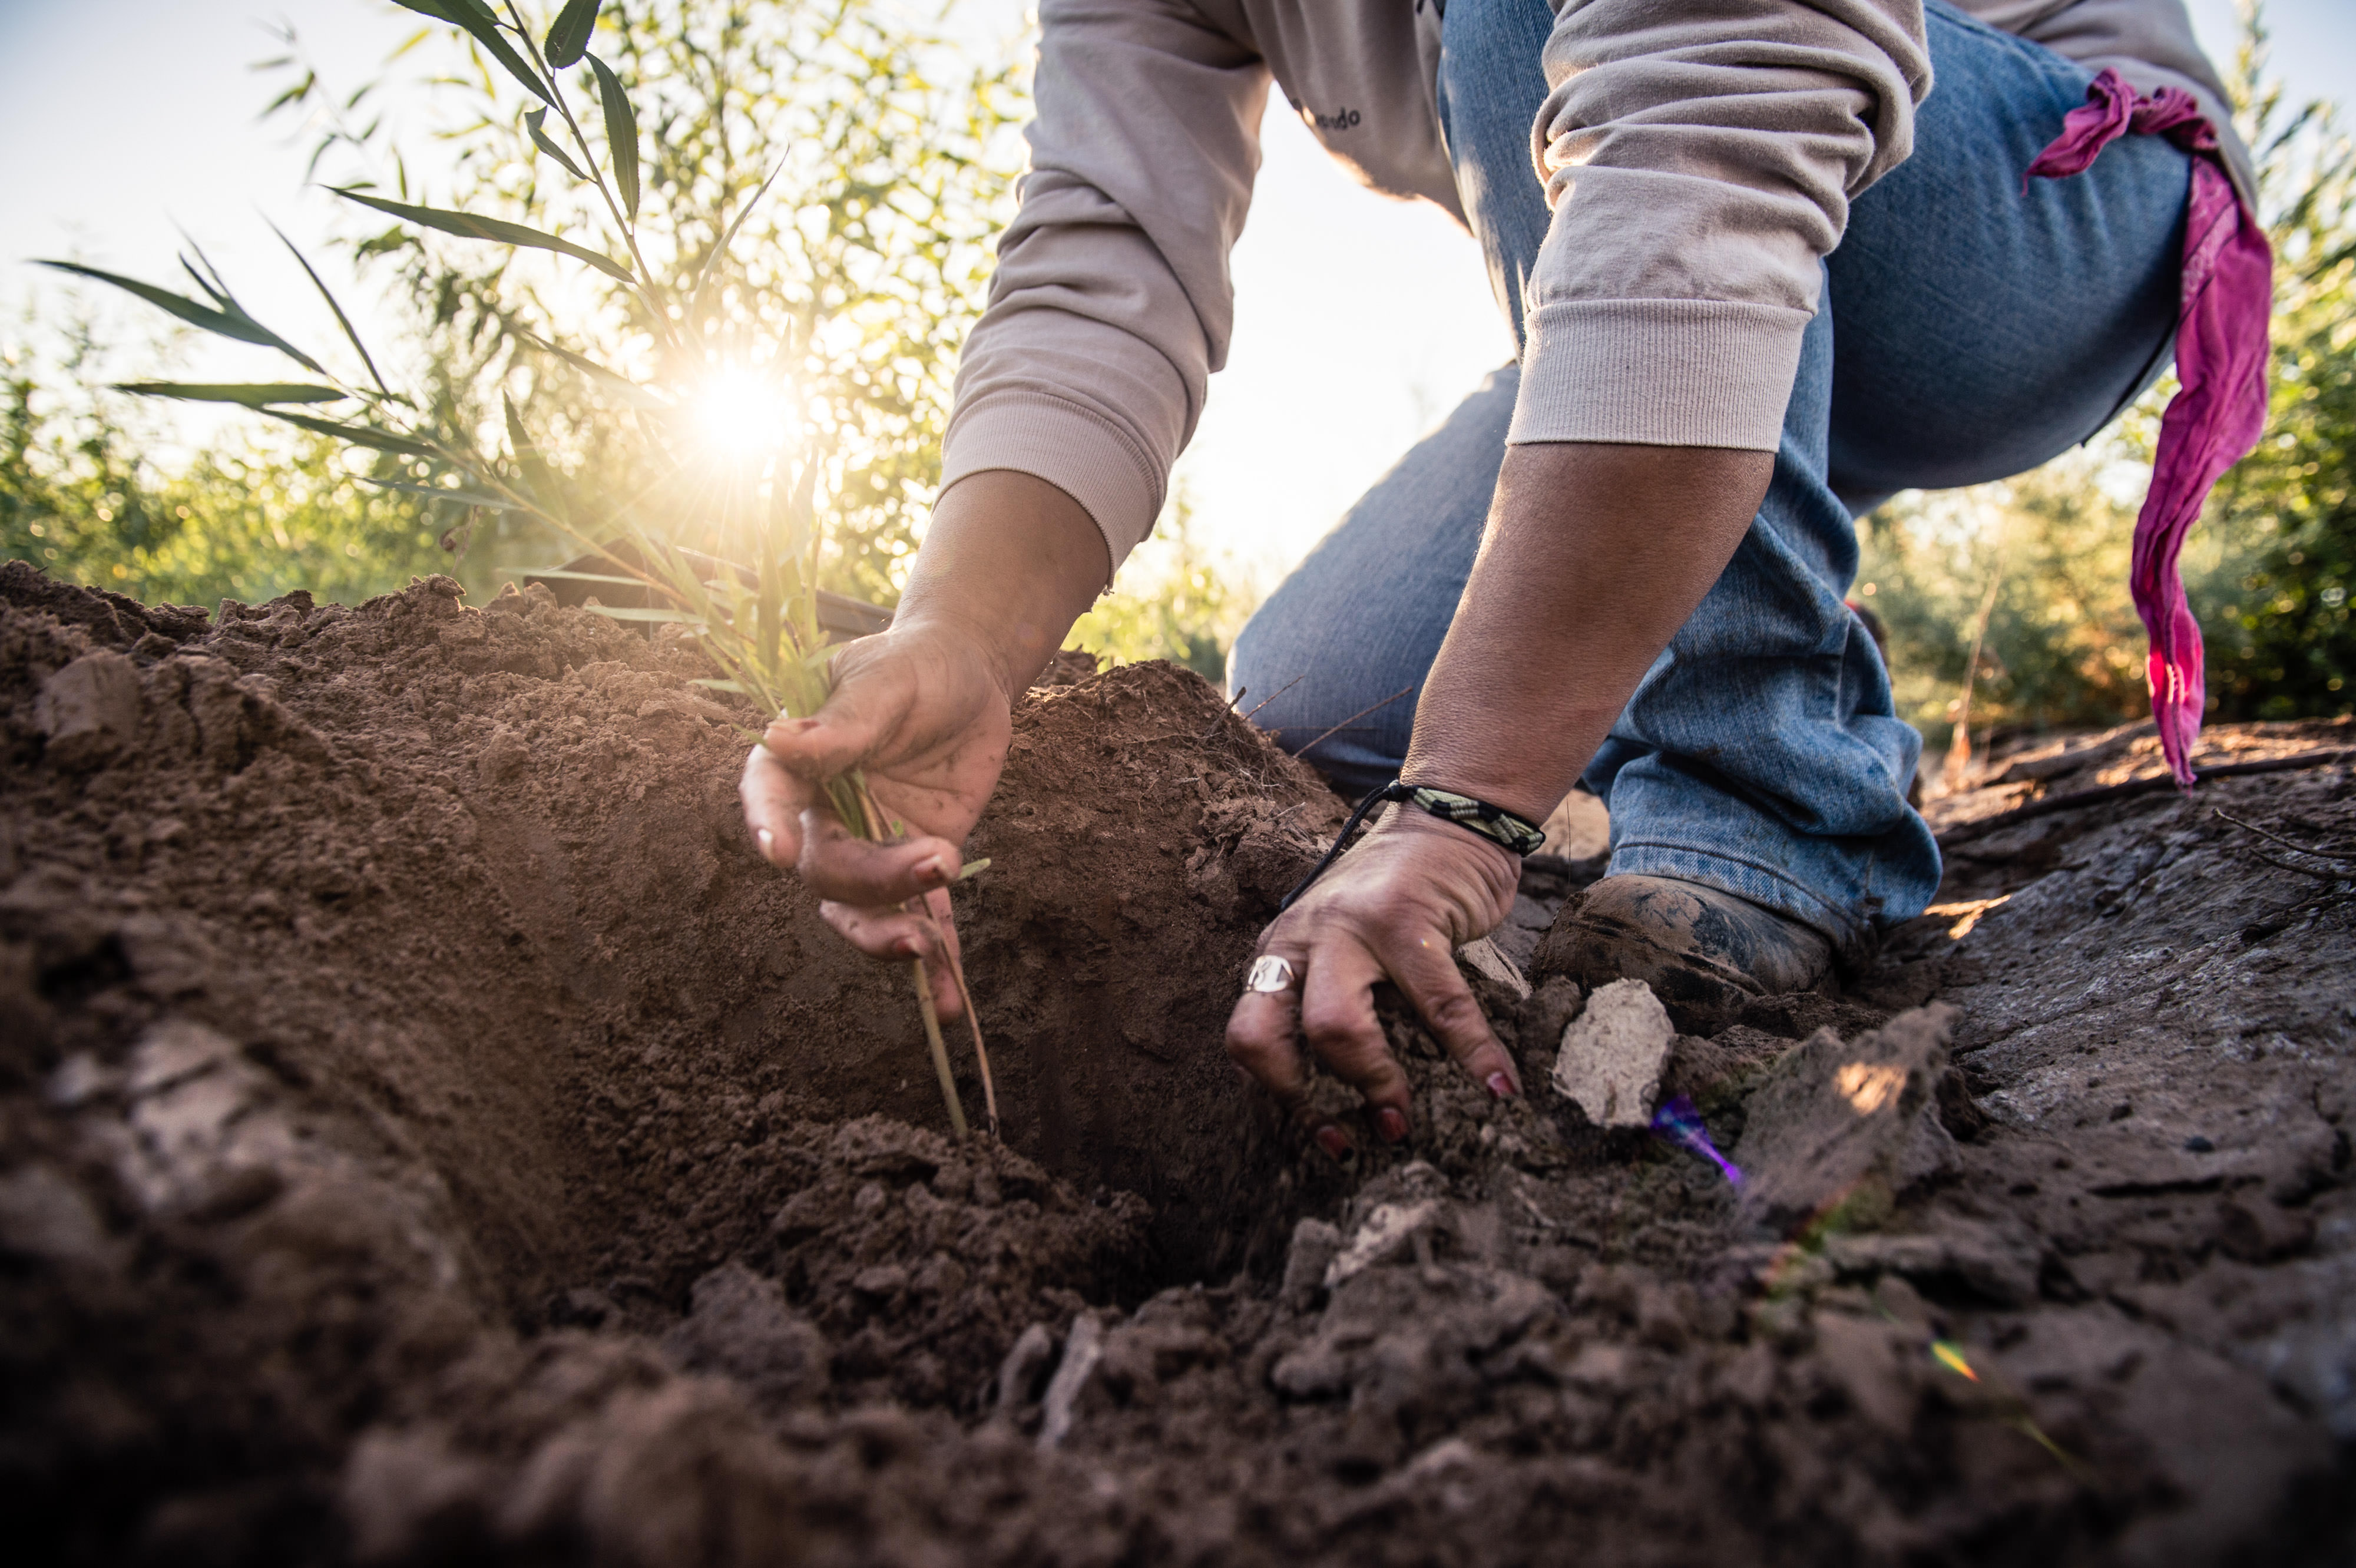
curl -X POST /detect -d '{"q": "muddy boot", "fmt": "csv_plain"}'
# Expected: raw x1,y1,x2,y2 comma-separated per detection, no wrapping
1532,874,1834,1036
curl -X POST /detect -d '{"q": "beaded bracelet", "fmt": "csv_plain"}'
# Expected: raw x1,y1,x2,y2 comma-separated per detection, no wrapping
1278,779,1547,911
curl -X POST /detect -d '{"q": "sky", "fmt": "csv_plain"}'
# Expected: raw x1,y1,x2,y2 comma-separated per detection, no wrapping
2,0,2351,594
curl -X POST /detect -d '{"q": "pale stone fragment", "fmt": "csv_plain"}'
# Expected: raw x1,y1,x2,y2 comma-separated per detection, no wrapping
1455,935,1531,1000
1037,1312,1104,1451
1322,1200,1439,1289
1550,977,1674,1128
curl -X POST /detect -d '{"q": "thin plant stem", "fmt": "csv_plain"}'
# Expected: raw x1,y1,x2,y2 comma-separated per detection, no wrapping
1293,684,1415,760
911,957,968,1140
919,908,999,1139
855,777,977,1139
1243,674,1304,723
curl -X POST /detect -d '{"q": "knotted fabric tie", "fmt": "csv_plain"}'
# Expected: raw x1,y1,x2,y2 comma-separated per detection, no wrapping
2026,69,2274,789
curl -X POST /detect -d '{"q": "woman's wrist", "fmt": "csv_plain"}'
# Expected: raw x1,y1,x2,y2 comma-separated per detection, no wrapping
1400,442,1773,825
1368,805,1522,914
895,471,1110,704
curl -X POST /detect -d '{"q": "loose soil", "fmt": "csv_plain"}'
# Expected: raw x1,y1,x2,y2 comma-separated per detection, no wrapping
3,563,2351,1566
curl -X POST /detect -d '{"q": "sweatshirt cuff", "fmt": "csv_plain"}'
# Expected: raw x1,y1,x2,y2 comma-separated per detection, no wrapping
940,391,1165,574
1508,298,1812,452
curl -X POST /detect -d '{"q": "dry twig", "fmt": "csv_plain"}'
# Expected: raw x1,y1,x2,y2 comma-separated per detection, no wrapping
1294,685,1415,761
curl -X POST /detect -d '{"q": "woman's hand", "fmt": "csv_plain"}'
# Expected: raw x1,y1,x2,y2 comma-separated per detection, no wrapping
1223,442,1773,1149
739,621,1012,1017
1223,808,1525,1155
737,469,1110,1018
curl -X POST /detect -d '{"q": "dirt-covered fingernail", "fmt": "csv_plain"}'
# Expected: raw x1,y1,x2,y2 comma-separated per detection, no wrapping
1486,1071,1518,1100
1314,1126,1352,1163
756,828,776,862
1375,1107,1408,1143
918,855,951,885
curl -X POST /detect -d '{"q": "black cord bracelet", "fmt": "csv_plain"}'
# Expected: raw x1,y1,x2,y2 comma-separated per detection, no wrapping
1278,779,1548,911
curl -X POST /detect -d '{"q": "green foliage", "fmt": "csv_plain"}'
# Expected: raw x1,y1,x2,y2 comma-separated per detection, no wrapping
1066,487,1259,684
1,317,446,608
1858,460,2159,745
2201,27,2355,719
19,0,1021,628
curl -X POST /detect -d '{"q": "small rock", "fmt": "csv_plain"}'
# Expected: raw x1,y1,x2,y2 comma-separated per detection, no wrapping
1455,937,1531,1001
995,1322,1055,1411
1037,1312,1105,1451
660,1262,828,1414
36,650,143,770
0,1164,117,1271
1323,1200,1439,1289
1733,1004,1955,1235
1551,978,1673,1128
1280,1218,1342,1311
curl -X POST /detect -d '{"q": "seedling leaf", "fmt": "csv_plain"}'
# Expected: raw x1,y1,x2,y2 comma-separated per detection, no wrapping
362,478,519,510
335,189,636,283
36,260,326,373
524,107,588,180
544,0,601,69
262,411,442,458
585,54,640,220
269,219,391,395
116,382,348,408
387,0,553,102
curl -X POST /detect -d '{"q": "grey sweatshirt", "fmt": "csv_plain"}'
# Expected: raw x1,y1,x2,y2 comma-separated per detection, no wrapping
942,0,2247,574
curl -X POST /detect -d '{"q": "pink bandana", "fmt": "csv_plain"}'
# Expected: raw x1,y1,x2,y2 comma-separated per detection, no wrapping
2026,69,2274,789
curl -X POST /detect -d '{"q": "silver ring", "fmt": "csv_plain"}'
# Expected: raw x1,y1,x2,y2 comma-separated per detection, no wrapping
1245,954,1298,994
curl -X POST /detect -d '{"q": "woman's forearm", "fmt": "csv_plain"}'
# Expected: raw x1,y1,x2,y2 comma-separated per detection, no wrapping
1401,442,1773,822
894,471,1112,702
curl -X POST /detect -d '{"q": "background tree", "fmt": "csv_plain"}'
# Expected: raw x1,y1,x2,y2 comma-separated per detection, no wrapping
2200,18,2354,717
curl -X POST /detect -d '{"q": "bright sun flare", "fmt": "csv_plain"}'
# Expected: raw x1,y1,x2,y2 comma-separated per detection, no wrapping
693,368,795,459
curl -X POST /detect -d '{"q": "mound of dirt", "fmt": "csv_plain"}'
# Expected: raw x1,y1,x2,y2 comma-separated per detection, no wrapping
3,564,2350,1566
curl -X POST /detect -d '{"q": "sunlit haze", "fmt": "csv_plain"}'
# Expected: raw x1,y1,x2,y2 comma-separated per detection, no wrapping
1,0,2348,597
693,366,796,464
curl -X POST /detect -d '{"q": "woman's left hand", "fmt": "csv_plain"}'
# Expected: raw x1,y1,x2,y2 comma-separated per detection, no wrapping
1223,808,1525,1157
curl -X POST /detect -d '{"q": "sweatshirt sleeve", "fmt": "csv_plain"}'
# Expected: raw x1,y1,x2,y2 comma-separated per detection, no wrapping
941,0,1270,577
1510,0,1933,452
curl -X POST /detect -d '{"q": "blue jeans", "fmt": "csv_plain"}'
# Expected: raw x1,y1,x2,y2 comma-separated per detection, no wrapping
1228,0,2189,954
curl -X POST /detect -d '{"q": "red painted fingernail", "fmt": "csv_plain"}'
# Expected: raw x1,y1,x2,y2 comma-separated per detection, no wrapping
1375,1108,1408,1144
1487,1071,1518,1100
1314,1126,1352,1163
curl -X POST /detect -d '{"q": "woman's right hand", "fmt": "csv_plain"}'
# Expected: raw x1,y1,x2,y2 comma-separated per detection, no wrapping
736,469,1111,1016
739,618,1015,1016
